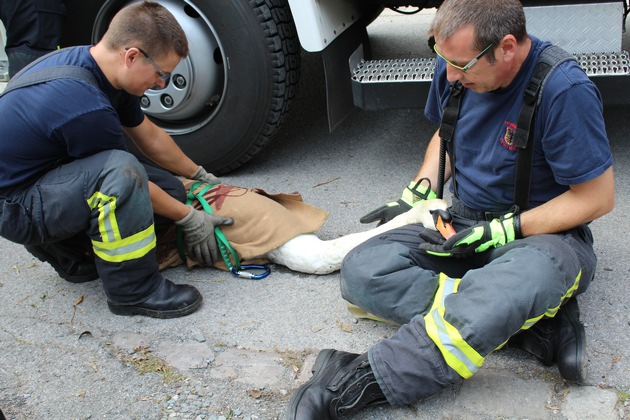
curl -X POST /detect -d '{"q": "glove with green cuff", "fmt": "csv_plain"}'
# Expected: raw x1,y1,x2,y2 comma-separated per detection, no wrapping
419,208,522,258
360,178,437,226
191,166,220,185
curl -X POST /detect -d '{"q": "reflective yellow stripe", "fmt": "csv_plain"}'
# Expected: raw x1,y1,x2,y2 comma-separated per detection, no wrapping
87,192,121,242
426,268,582,377
425,306,484,378
87,191,156,263
499,269,584,350
424,273,482,378
432,272,460,309
521,313,545,329
521,269,582,329
92,224,156,263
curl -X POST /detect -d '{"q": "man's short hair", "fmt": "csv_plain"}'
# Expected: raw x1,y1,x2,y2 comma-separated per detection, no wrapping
101,1,189,59
430,0,527,61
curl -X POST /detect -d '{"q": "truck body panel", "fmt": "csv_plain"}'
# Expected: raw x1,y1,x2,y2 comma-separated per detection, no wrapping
2,0,629,173
525,2,622,53
287,0,364,52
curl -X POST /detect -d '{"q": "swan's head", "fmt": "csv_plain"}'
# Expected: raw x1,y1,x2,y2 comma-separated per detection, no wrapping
410,199,448,228
405,199,456,238
430,208,456,239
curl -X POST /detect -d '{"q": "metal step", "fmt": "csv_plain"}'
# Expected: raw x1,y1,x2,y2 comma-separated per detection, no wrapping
352,57,436,109
351,51,630,109
575,51,630,76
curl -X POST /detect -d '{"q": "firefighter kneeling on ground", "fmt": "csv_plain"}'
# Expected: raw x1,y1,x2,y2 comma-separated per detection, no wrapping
0,2,233,318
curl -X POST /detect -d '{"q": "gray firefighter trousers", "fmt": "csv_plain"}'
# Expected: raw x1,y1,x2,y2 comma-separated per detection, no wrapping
340,199,596,405
0,149,185,304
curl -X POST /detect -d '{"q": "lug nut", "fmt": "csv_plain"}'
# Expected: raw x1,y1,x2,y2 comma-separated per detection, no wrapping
161,94,174,108
173,75,186,89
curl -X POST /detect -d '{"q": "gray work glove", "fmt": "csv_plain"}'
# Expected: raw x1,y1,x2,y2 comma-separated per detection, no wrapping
191,165,220,184
175,206,234,266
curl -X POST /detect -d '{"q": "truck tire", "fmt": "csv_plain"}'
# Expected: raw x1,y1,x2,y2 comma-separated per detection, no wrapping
92,0,300,174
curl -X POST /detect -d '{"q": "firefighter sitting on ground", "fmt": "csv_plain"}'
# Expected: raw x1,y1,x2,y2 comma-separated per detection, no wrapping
286,0,614,418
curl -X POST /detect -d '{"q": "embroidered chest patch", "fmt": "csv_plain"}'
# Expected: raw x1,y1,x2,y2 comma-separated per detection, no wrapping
500,121,518,151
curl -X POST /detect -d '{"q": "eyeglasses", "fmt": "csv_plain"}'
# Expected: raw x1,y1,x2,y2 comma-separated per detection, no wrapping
433,43,494,73
126,47,171,82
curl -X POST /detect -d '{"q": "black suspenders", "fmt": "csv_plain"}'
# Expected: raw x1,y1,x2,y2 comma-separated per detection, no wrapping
0,47,125,113
0,48,98,97
436,45,575,210
437,81,465,200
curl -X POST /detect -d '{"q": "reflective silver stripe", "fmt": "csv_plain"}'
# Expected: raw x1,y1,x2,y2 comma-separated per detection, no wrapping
429,309,480,376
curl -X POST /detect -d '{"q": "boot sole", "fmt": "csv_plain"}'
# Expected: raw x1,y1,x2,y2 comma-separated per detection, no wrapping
107,294,203,319
286,349,337,420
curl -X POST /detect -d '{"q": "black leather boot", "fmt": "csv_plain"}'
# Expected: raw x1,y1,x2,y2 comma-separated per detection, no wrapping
509,298,586,383
107,279,203,319
286,349,387,420
25,237,98,283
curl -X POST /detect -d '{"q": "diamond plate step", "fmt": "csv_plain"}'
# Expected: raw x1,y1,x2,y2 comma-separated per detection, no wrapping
525,2,622,54
351,51,630,109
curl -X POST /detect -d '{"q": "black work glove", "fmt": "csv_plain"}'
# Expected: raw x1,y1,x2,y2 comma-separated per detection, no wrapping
419,209,522,258
418,227,448,247
175,206,233,265
360,178,437,226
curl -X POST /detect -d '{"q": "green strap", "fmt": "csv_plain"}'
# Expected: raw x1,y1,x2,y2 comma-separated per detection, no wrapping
176,181,242,271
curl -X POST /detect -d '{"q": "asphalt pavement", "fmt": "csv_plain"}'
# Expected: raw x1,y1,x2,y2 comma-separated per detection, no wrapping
1,9,629,420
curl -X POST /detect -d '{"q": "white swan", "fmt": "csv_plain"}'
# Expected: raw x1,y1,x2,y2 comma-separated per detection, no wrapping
265,199,449,274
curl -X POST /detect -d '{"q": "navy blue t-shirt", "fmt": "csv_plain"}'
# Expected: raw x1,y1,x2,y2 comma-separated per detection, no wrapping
0,46,145,189
425,36,613,211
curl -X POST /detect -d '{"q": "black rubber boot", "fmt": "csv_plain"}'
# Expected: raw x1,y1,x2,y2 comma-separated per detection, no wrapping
286,349,387,420
107,279,203,319
25,236,98,283
509,298,586,383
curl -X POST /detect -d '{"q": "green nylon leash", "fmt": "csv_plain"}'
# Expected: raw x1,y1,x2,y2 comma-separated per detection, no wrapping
176,181,270,280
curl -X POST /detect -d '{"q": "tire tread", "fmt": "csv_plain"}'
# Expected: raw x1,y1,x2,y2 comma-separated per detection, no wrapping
217,0,300,173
